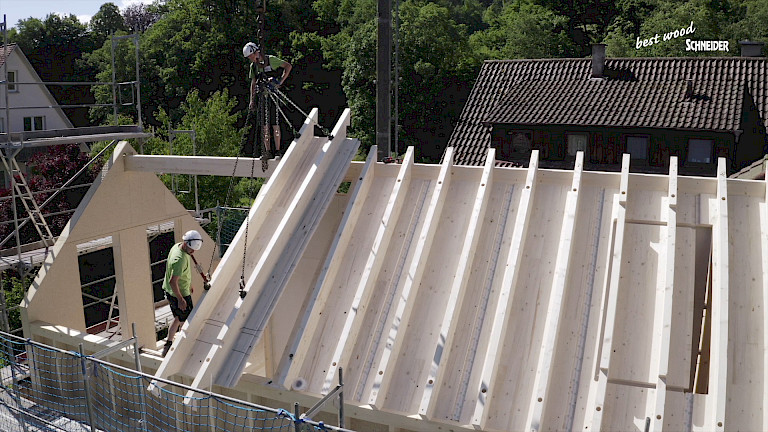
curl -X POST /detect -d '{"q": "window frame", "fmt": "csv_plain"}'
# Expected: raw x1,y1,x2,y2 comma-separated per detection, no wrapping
23,116,45,132
687,138,714,164
565,132,589,159
6,70,17,92
625,135,650,161
492,127,533,162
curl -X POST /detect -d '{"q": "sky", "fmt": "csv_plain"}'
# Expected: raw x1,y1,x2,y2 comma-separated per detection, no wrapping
0,0,155,28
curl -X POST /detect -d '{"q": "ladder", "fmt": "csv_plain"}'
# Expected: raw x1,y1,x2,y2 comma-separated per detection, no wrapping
0,153,55,247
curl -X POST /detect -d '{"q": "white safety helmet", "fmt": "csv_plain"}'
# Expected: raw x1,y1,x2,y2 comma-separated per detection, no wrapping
243,42,260,58
182,230,203,251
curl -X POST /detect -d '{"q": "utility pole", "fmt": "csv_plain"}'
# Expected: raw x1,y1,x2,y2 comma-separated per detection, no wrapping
376,0,392,160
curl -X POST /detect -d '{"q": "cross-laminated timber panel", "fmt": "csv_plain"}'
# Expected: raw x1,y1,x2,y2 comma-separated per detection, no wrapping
270,151,768,431
150,109,359,392
126,143,768,431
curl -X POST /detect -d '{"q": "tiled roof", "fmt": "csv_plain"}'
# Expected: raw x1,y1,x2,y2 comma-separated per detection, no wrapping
0,44,16,67
449,57,768,166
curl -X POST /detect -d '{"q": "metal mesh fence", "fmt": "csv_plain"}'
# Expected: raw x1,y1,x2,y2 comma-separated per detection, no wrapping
217,206,248,258
0,331,352,432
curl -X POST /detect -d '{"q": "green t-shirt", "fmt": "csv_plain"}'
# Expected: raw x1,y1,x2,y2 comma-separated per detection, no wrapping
249,55,285,80
162,243,192,297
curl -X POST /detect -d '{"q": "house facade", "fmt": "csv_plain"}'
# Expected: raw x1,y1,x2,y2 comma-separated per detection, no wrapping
0,44,74,187
450,43,768,176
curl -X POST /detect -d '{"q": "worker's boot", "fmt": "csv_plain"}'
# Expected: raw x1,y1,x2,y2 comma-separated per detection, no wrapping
162,340,172,357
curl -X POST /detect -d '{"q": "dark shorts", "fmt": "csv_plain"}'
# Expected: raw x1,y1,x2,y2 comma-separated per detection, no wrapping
166,292,194,322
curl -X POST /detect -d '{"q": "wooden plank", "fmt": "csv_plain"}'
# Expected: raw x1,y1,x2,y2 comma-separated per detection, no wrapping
470,150,539,430
764,163,768,432
215,134,360,387
375,147,489,416
125,108,320,178
169,110,353,395
584,153,630,430
319,148,415,395
151,108,321,386
276,145,379,389
208,112,355,387
526,151,583,431
125,155,279,178
369,150,454,403
705,158,728,431
648,157,677,431
365,148,457,409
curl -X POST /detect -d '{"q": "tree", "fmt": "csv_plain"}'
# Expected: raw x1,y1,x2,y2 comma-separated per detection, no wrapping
123,1,167,33
90,3,127,45
533,0,619,52
470,0,575,59
634,0,735,57
0,144,98,247
11,14,96,126
727,0,768,45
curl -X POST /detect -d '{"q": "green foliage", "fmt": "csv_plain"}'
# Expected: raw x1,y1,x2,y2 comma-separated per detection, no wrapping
634,0,727,56
0,273,31,333
10,13,97,125
81,31,149,125
471,0,575,59
727,0,768,45
90,3,127,45
123,1,167,33
141,89,260,212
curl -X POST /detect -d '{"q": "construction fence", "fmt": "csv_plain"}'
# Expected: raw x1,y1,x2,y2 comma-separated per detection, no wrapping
0,331,353,432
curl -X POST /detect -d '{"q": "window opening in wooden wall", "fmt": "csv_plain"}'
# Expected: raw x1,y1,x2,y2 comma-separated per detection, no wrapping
78,245,118,336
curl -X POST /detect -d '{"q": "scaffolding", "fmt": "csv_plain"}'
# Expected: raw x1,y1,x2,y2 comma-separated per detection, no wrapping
0,12,151,279
0,329,352,432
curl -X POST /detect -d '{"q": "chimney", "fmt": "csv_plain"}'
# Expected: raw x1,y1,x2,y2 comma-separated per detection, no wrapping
591,44,606,78
685,79,694,99
740,40,765,57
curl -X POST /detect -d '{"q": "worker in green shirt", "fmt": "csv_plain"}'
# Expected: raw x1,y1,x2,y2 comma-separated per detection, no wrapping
240,42,292,159
161,230,203,357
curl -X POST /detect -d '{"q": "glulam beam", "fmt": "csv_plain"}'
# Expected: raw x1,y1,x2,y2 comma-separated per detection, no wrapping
705,158,728,431
366,147,458,409
321,148,415,395
647,157,677,431
585,153,630,430
470,150,539,430
526,151,583,430
277,145,379,389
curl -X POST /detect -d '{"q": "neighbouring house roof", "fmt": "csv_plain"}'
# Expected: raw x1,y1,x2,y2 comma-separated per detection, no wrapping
0,43,74,129
450,57,768,166
0,44,16,66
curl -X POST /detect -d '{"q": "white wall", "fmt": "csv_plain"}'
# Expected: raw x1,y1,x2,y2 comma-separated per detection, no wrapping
0,47,73,132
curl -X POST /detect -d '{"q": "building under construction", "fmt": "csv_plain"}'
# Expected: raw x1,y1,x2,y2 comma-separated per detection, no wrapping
3,21,768,432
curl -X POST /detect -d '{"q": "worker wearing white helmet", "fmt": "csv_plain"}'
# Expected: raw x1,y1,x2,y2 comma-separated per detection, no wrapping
240,42,292,159
161,230,203,357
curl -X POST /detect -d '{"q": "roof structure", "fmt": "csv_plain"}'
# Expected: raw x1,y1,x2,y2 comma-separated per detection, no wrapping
0,43,16,66
19,106,768,431
450,57,768,166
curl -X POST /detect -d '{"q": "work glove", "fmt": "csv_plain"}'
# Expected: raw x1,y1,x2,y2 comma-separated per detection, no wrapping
267,77,281,90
